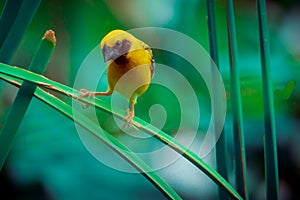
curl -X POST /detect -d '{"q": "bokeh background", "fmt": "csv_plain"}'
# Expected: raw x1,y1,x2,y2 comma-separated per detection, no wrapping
1,0,300,199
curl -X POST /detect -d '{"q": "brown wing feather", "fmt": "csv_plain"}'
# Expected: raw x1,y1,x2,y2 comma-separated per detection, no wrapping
144,45,155,79
150,57,155,79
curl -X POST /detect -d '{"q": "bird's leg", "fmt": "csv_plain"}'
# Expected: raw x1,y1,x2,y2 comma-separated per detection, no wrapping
79,89,111,98
78,89,111,108
125,102,135,125
122,101,136,129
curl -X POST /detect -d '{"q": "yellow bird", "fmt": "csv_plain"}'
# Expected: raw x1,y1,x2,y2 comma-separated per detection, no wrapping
80,30,154,127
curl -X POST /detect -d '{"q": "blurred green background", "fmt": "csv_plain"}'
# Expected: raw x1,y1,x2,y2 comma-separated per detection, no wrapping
1,0,300,199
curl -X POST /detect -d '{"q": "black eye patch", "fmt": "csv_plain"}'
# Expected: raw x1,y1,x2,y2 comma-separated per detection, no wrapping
117,39,131,54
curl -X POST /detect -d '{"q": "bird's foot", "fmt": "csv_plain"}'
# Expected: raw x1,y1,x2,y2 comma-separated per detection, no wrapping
78,89,96,98
78,89,95,109
122,109,138,130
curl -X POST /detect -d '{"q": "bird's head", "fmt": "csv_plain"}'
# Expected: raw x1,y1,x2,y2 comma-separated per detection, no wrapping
100,30,135,62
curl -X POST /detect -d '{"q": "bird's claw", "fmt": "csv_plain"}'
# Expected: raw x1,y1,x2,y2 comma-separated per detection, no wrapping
78,89,95,98
125,109,134,125
78,89,94,109
122,109,138,130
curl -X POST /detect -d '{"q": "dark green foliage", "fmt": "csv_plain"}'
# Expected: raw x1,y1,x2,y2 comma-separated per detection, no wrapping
0,0,41,63
257,0,279,199
226,0,248,198
206,1,228,199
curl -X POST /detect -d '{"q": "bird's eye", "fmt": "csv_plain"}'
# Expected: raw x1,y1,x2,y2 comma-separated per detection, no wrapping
115,40,121,46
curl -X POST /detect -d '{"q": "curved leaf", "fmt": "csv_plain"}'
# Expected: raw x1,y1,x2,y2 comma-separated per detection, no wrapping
0,72,182,200
0,63,242,199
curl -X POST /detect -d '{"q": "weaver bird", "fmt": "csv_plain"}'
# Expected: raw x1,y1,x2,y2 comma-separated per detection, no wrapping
79,30,154,128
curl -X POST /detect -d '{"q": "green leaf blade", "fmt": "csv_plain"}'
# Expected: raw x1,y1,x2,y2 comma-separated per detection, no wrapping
0,31,55,169
0,62,242,199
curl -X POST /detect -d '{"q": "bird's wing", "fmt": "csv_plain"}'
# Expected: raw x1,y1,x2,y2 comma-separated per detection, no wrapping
143,45,155,79
150,57,155,79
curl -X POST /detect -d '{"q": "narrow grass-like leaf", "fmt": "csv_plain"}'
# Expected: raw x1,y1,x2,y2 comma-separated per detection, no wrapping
0,74,182,200
0,63,243,199
225,0,248,198
206,0,228,199
257,0,279,199
0,30,55,169
0,0,41,63
0,0,23,48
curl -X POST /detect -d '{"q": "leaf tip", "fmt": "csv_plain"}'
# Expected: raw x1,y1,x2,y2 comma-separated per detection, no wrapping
43,30,56,45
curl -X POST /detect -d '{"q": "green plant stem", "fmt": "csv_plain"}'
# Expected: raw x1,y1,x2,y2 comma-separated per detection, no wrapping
0,0,41,63
0,31,55,169
225,0,248,199
256,0,279,199
206,0,228,199
0,63,243,200
0,0,23,48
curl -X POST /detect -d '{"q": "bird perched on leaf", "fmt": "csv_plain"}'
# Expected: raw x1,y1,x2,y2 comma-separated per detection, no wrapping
79,30,154,128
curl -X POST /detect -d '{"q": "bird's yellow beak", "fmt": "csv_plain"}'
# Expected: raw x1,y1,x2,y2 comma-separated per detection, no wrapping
102,44,119,62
